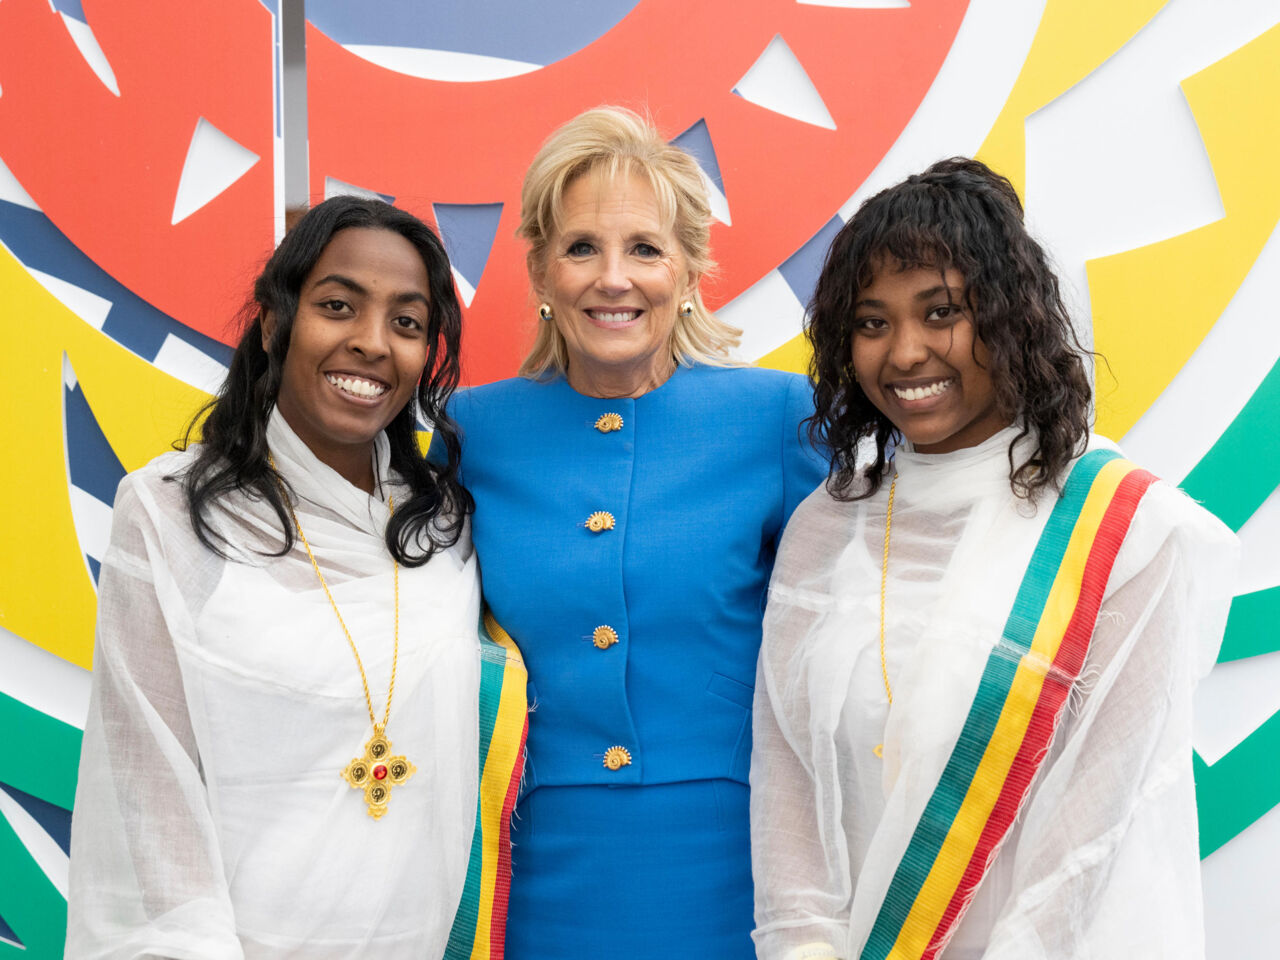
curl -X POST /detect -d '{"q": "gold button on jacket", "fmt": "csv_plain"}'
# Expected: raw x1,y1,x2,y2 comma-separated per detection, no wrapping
586,511,615,533
594,412,624,433
602,746,632,771
592,625,619,649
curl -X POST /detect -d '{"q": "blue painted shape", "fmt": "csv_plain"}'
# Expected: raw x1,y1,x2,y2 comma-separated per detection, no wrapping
432,203,503,291
778,215,845,308
0,781,72,856
49,0,87,21
0,200,234,367
0,908,21,947
87,555,102,583
307,0,639,66
671,119,725,193
64,381,127,507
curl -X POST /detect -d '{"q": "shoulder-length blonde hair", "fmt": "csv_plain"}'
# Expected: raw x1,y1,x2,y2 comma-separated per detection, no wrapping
517,105,741,378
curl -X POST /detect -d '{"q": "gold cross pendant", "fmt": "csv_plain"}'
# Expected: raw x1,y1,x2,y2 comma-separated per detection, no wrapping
341,725,416,819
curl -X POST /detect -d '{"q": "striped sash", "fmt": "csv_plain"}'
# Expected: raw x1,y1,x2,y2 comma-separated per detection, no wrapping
445,610,529,960
860,450,1157,960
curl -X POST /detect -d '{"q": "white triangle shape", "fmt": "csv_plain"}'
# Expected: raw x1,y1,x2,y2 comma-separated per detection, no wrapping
0,783,69,897
699,167,732,226
59,12,120,97
451,265,477,308
171,118,261,225
1192,649,1280,765
734,35,837,130
27,268,113,330
324,177,387,202
0,153,40,210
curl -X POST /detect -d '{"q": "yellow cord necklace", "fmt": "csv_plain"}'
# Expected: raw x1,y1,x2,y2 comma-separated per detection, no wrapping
269,452,416,819
874,472,898,759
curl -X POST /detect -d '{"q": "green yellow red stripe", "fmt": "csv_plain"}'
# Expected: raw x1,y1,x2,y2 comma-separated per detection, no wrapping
919,466,1156,958
861,450,1154,960
445,610,528,959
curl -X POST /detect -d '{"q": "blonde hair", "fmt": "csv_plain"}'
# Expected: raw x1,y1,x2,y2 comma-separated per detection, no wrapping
517,105,741,378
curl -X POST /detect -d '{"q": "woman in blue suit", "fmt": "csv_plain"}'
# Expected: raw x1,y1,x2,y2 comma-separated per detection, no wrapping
444,106,827,957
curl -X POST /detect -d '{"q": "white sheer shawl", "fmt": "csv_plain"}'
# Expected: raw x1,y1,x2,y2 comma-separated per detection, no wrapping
751,427,1237,960
67,410,480,959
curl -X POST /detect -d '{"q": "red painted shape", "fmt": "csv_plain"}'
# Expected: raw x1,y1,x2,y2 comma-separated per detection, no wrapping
0,0,274,342
308,0,968,384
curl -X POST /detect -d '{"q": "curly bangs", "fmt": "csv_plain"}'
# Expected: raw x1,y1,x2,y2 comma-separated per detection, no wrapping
806,157,1091,501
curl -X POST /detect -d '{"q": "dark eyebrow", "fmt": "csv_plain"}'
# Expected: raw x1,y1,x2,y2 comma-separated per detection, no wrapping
854,285,962,310
312,274,367,295
312,274,429,307
914,284,960,301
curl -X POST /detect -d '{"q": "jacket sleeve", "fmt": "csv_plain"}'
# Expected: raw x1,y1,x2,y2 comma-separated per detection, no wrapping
780,374,828,526
66,475,242,960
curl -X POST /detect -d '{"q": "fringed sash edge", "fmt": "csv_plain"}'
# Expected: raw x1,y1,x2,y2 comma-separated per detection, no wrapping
444,610,529,960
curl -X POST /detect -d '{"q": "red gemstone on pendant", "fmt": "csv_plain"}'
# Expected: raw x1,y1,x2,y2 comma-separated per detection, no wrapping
373,764,388,780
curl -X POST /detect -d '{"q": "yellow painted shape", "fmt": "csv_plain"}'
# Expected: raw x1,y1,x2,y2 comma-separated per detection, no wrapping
0,247,210,668
890,458,1131,957
1091,24,1280,438
977,0,1169,196
754,330,812,376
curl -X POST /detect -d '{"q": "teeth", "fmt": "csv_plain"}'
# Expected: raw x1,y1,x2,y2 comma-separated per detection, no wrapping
892,379,953,401
592,311,638,323
326,374,388,399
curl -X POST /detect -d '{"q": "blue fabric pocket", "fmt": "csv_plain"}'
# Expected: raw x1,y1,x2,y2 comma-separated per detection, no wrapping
707,672,754,710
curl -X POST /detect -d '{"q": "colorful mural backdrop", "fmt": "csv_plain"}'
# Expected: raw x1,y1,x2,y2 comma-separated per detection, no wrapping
1,0,1277,955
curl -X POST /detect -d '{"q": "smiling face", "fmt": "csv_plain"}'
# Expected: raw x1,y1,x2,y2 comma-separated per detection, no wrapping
851,262,1008,454
533,170,697,398
267,227,431,491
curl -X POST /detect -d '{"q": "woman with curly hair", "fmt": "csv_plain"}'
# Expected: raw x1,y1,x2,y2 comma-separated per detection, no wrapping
750,158,1236,960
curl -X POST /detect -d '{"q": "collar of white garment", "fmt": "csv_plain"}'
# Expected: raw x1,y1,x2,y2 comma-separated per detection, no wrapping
265,405,394,535
891,424,1033,505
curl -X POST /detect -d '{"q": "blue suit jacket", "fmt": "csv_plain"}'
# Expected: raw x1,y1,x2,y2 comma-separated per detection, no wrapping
444,364,827,793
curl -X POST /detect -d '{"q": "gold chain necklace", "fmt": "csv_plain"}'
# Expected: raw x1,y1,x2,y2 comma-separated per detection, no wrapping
269,453,416,819
873,472,898,760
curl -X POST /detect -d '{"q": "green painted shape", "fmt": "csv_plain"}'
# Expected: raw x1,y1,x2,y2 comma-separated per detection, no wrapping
1180,357,1280,532
1195,707,1280,857
1219,586,1280,662
0,694,81,956
0,693,83,809
0,808,67,958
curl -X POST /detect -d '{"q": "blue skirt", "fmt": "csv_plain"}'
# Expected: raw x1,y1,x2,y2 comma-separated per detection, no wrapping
503,779,755,958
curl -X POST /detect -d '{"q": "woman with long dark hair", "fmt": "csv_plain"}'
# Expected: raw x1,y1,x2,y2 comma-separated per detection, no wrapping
66,196,507,958
751,159,1236,960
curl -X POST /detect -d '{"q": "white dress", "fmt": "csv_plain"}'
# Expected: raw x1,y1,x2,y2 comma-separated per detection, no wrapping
67,410,481,960
750,427,1238,960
